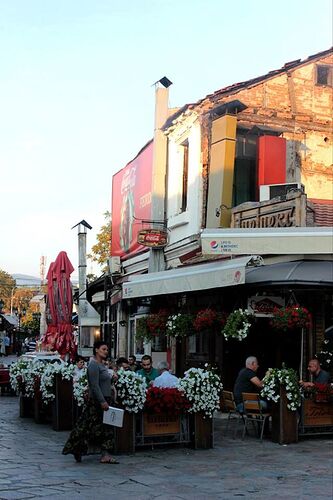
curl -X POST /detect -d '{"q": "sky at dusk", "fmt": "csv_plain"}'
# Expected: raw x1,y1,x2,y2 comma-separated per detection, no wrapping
0,0,331,280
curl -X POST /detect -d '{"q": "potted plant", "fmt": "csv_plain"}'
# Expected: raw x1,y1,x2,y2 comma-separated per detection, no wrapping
179,365,222,449
261,365,301,444
221,309,254,341
270,305,311,332
114,369,147,453
166,312,194,339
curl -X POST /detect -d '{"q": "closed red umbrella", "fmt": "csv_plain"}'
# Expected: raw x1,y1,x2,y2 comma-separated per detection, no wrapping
42,251,76,360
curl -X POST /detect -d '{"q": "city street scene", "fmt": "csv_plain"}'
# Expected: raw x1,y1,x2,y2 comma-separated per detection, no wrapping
0,1,332,499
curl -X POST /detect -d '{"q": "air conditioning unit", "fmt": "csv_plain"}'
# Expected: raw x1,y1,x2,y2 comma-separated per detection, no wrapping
108,256,122,275
259,183,305,201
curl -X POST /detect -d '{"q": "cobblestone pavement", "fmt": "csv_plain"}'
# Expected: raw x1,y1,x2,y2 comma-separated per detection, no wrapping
0,395,332,500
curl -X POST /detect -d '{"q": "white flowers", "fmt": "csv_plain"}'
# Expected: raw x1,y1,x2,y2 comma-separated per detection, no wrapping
10,359,45,398
73,369,88,407
261,366,301,411
178,366,223,418
222,309,254,342
40,363,75,402
115,369,147,413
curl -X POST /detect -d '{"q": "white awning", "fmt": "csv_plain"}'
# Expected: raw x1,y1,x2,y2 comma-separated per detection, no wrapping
201,227,333,256
122,256,261,299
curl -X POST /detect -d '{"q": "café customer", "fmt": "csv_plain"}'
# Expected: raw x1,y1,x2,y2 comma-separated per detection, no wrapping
300,358,330,389
233,356,266,412
137,354,159,384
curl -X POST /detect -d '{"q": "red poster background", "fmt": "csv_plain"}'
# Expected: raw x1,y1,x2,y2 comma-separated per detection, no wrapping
111,140,153,258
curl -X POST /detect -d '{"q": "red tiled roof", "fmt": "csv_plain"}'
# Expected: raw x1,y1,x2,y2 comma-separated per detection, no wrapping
308,199,333,227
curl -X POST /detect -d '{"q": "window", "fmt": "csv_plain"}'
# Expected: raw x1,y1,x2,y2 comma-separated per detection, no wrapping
316,65,333,86
180,140,189,213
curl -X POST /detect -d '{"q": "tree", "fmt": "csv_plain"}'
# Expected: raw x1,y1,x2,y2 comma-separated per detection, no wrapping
87,211,111,272
0,269,16,312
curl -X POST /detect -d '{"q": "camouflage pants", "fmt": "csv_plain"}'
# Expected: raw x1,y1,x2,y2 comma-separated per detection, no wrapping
62,398,114,457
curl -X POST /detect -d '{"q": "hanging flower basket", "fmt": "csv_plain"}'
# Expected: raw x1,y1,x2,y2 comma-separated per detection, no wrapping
221,309,254,341
270,306,311,332
146,309,168,336
193,308,227,332
135,310,168,343
166,313,194,339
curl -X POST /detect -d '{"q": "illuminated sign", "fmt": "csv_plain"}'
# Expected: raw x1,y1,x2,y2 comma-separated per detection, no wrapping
137,229,168,248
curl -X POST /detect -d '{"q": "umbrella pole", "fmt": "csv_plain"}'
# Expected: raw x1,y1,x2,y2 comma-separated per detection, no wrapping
300,327,304,380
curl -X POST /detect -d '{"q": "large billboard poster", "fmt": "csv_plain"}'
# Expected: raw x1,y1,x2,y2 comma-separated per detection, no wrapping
111,140,153,258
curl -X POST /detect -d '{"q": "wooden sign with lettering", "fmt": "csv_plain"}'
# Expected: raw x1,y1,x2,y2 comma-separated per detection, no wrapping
231,193,307,228
303,399,333,427
143,413,180,436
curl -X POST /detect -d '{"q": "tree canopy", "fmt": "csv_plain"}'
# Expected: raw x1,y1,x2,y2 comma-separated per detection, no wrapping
0,269,16,310
87,211,111,272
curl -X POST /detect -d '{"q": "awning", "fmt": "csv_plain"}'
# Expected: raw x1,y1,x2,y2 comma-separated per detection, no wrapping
246,260,333,287
201,227,333,256
122,256,262,299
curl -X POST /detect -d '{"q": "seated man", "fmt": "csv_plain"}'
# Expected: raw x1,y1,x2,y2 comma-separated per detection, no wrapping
116,357,130,371
300,358,331,389
153,361,179,388
233,356,266,412
136,354,159,384
128,355,138,372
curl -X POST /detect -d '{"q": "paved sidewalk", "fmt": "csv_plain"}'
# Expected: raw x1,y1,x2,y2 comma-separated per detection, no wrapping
0,396,332,500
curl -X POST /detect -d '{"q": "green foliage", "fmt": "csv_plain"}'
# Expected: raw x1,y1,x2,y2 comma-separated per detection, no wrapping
0,269,16,311
87,211,111,272
135,316,155,343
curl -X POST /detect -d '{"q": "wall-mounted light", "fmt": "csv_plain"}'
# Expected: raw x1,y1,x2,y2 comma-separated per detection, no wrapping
215,204,231,218
119,320,127,327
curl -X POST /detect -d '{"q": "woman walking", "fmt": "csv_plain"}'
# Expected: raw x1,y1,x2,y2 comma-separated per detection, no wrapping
62,340,119,464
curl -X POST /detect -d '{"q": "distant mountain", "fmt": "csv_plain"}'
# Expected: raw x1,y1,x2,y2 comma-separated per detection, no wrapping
12,274,42,287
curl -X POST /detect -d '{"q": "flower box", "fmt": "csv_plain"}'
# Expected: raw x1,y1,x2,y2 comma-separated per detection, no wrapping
114,411,136,454
299,397,333,435
19,395,34,418
190,413,213,449
271,387,298,444
143,412,181,436
52,374,73,431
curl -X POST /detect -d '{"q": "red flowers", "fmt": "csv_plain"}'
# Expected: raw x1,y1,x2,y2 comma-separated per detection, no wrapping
145,387,191,416
146,309,168,336
271,306,312,331
193,308,226,332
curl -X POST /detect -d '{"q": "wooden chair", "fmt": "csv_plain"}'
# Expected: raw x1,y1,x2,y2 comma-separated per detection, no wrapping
221,390,243,438
241,392,271,441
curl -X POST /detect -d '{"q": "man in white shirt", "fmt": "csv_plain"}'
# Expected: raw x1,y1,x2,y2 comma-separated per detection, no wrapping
153,361,179,388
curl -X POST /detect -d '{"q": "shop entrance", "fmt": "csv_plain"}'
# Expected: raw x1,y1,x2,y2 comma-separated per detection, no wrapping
222,318,303,391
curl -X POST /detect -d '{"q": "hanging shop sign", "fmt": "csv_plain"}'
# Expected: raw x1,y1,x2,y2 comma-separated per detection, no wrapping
137,229,168,248
247,295,285,317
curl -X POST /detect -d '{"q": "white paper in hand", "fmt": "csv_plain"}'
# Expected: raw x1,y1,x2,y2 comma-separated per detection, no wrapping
103,406,124,427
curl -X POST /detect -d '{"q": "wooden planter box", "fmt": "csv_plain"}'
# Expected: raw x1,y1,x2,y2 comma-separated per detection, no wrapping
114,411,135,454
190,413,214,449
299,398,333,435
271,387,298,444
19,395,34,418
33,391,52,424
143,413,181,436
52,375,73,431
